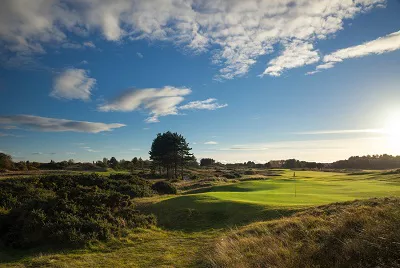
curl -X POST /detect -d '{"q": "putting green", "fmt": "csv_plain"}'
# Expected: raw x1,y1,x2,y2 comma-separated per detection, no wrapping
205,178,400,207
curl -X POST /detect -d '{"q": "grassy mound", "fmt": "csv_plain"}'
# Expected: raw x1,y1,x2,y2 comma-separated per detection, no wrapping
206,197,400,268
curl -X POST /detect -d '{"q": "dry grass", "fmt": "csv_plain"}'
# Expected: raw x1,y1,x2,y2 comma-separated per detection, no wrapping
206,197,400,268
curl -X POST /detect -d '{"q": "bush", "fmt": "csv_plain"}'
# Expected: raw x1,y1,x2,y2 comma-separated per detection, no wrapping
244,170,256,175
224,172,241,179
151,181,177,195
190,174,199,180
0,174,156,248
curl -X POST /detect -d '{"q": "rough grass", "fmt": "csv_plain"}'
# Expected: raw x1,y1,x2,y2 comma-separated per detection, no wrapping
206,197,400,268
0,227,215,268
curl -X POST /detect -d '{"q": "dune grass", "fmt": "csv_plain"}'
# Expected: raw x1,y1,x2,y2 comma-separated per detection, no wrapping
1,170,399,267
206,197,400,268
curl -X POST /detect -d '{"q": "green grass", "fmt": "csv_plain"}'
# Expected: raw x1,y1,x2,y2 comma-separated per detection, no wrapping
141,170,400,231
1,170,400,267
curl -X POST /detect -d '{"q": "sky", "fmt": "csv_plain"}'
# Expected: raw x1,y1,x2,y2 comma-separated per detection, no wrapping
1,0,400,164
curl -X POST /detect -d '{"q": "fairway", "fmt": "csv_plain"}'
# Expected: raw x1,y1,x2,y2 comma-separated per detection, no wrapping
205,173,400,207
144,170,400,231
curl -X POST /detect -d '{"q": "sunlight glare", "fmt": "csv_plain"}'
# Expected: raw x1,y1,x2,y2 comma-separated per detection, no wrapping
384,112,400,154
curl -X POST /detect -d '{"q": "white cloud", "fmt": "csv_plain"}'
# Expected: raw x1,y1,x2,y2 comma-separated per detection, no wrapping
179,98,227,110
83,41,96,48
204,141,218,145
0,115,125,133
136,52,143,58
98,86,191,123
0,0,386,78
263,41,320,76
313,30,400,73
51,68,96,101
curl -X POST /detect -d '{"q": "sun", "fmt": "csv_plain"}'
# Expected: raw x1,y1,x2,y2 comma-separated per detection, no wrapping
384,113,400,154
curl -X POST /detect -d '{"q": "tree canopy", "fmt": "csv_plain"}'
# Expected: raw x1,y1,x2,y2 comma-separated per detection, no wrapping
149,131,194,179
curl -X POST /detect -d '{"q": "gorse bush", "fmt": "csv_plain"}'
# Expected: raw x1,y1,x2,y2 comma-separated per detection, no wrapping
151,181,177,195
0,174,156,248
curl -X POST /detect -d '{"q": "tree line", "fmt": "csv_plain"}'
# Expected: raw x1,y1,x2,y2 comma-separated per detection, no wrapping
3,139,400,173
330,154,400,170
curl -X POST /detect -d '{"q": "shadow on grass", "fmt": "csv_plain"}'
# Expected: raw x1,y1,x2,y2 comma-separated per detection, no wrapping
140,194,296,232
0,243,76,265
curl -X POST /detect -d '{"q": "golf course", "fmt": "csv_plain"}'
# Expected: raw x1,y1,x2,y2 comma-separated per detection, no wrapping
2,169,399,267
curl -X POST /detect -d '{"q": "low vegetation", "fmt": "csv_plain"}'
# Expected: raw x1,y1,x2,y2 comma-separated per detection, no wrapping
0,174,156,248
206,197,400,268
151,181,177,195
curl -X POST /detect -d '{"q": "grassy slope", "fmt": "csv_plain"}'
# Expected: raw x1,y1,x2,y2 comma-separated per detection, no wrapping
206,197,400,268
1,170,400,267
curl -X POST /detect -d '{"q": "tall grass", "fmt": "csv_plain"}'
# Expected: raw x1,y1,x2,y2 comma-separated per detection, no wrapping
206,197,400,268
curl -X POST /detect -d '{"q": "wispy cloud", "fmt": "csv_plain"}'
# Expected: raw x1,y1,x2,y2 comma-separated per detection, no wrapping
0,0,385,78
136,52,143,58
81,146,100,153
0,132,14,137
0,115,125,133
83,41,96,48
310,30,400,74
204,141,218,145
293,129,384,135
179,98,227,110
0,125,18,130
263,41,320,77
51,69,96,101
220,146,268,151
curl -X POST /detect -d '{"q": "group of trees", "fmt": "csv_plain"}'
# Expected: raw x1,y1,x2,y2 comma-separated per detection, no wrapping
0,153,13,170
331,154,400,170
95,157,149,171
282,159,325,169
200,158,215,167
149,131,194,179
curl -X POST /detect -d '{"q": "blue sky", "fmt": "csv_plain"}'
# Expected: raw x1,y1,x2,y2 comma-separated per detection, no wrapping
1,0,400,163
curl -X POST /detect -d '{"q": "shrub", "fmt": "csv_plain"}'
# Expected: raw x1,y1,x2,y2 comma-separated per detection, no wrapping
0,174,156,248
244,170,256,175
224,172,241,179
151,181,177,195
190,174,199,180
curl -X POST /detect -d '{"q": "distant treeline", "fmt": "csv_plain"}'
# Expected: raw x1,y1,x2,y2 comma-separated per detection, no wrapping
2,152,400,172
330,154,400,170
